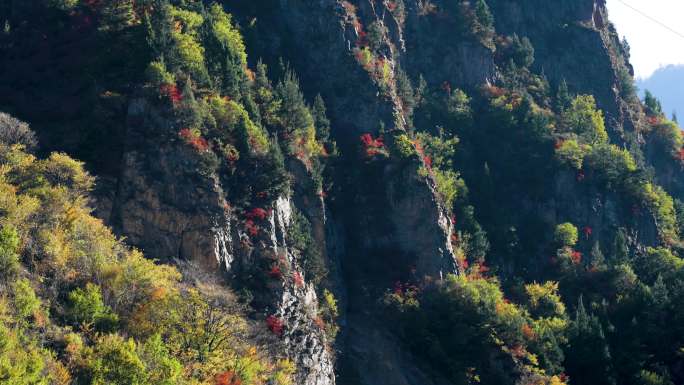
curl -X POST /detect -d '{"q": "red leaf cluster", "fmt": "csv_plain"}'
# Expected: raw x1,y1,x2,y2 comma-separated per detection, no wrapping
246,208,270,221
215,371,242,385
441,81,451,94
360,133,385,157
179,128,210,152
678,147,684,162
521,323,536,340
313,316,326,330
483,85,505,98
160,83,182,104
293,271,304,287
357,30,368,47
570,250,582,265
646,116,661,126
457,256,469,271
510,344,526,358
393,281,419,296
245,219,259,237
266,315,284,336
583,226,593,238
268,265,282,279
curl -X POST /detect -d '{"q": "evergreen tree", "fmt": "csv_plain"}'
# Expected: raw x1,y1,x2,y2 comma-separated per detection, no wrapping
643,90,663,116
254,60,281,127
565,298,616,385
590,241,607,272
312,94,331,143
475,0,494,31
177,78,202,129
555,79,572,113
612,228,629,262
276,70,314,136
99,0,137,32
203,3,247,98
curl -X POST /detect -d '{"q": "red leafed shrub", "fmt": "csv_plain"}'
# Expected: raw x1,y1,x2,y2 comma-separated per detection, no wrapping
215,371,242,385
293,271,304,287
245,219,259,237
266,315,284,336
510,344,526,358
246,208,269,221
678,147,684,161
457,256,469,271
256,191,268,199
583,226,593,238
313,316,325,330
554,139,565,150
179,128,210,152
159,83,182,104
393,281,419,296
570,250,582,264
521,323,536,340
423,155,433,169
357,30,369,47
268,265,282,279
647,116,661,126
483,85,506,98
359,133,386,158
441,81,451,94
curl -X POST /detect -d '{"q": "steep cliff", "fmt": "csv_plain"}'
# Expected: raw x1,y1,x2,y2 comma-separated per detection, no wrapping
2,0,684,384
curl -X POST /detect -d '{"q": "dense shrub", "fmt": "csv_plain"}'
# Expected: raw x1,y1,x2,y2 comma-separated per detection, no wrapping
0,113,37,150
384,274,568,384
559,95,608,145
554,223,578,248
0,143,294,384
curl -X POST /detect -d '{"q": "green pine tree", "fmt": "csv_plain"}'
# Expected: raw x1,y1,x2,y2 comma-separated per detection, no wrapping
312,94,331,143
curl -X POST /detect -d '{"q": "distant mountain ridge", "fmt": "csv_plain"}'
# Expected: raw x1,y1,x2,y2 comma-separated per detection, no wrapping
638,64,684,120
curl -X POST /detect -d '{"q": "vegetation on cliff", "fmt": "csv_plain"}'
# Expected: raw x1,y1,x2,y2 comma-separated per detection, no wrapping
2,0,684,384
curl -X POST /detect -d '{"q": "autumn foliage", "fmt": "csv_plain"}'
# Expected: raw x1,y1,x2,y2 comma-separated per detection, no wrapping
179,128,210,152
293,271,304,287
570,250,582,264
160,83,182,104
360,133,386,158
214,371,241,385
266,315,284,336
244,219,259,237
246,207,270,221
268,265,283,279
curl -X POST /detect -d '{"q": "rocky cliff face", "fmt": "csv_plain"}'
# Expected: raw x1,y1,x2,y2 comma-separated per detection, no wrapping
4,0,676,383
489,0,642,143
92,1,466,382
95,0,661,383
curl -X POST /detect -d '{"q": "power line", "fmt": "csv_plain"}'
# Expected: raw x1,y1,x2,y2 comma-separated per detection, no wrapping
615,0,684,40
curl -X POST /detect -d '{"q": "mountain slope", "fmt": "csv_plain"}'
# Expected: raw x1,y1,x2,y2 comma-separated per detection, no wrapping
1,1,684,385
